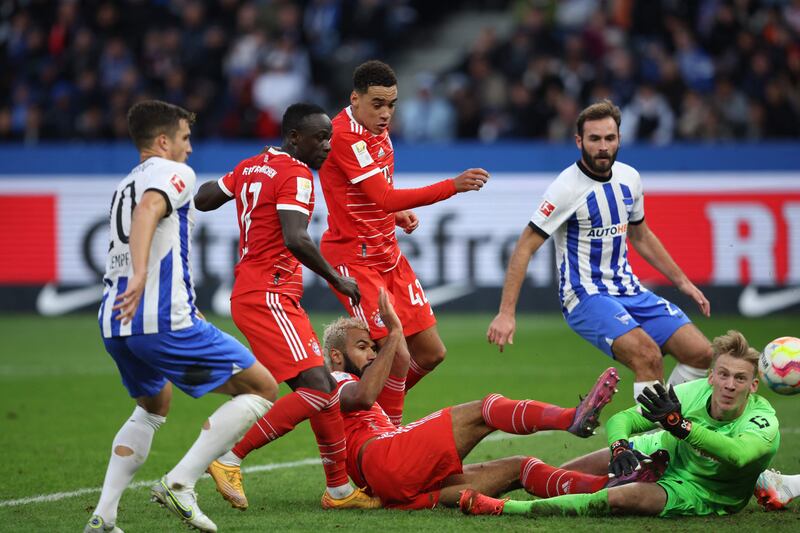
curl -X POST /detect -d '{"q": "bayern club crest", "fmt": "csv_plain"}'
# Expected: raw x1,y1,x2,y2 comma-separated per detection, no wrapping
371,310,385,328
309,339,321,356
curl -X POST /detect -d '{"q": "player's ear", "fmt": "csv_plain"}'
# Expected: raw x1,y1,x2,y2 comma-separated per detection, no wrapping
287,129,299,147
750,376,759,394
574,132,582,150
350,90,359,107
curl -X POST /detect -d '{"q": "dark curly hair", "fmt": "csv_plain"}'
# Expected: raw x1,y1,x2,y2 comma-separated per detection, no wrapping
353,60,397,93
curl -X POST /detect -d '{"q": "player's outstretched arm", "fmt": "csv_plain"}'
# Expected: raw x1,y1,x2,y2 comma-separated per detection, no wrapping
340,289,404,412
628,220,710,317
487,225,546,352
278,209,360,305
112,190,167,324
194,180,234,211
358,167,489,213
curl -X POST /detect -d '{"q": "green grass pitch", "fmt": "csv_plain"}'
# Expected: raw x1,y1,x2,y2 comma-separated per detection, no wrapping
0,313,798,532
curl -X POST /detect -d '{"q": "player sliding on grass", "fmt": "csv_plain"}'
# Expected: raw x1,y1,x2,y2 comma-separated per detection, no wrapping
87,100,278,533
462,330,781,518
326,289,623,509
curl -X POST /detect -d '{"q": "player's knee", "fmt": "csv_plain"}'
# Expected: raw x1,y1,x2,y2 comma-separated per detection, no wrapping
292,366,334,393
688,342,713,369
628,349,662,376
113,445,134,457
256,378,279,402
419,343,446,368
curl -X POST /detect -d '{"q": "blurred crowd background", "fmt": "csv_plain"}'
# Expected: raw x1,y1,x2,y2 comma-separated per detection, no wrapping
2,0,799,144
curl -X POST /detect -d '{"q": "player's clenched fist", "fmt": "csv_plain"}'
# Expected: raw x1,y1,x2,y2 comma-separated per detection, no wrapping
453,168,490,193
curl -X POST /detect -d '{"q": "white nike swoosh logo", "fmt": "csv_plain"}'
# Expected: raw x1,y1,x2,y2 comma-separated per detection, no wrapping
36,283,104,316
738,285,800,317
424,284,474,306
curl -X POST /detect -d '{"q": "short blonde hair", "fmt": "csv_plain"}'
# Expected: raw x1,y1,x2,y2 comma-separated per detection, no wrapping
711,330,760,377
322,317,369,369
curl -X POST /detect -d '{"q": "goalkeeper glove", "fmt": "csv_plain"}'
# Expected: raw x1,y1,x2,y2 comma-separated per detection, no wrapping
637,383,692,439
608,439,639,478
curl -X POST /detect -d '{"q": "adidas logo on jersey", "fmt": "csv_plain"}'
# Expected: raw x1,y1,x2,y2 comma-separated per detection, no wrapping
377,147,385,158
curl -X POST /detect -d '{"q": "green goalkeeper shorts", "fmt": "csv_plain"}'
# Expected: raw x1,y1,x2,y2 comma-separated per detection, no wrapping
630,432,736,518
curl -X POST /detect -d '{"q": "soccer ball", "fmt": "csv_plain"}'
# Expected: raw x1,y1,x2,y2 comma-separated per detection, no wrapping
758,337,800,395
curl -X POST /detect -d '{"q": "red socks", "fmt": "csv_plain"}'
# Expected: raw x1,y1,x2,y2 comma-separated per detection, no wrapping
232,387,332,458
308,391,349,488
481,394,576,433
405,358,430,391
232,387,350,489
521,457,607,497
376,375,406,426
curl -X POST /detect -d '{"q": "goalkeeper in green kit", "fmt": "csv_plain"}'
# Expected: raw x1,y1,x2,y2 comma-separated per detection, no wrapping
461,330,781,518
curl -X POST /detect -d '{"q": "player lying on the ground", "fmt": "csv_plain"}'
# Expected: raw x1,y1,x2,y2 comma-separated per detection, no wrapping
755,469,800,510
329,289,624,509
461,330,781,518
209,289,627,510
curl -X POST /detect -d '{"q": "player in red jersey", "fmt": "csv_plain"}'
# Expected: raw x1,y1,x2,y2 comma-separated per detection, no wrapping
326,288,625,510
319,60,490,396
194,103,379,511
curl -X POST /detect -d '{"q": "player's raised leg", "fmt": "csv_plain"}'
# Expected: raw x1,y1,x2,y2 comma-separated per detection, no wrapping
449,368,620,459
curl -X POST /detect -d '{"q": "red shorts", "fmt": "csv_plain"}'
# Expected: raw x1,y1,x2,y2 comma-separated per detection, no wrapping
230,291,324,383
331,255,436,339
360,408,461,509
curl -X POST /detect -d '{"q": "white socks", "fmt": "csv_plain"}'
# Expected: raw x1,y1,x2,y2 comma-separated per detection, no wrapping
326,483,355,499
633,380,660,403
668,364,707,386
167,394,272,490
217,449,243,467
95,406,165,525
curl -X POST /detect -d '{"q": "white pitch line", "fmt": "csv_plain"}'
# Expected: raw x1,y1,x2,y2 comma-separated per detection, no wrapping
0,458,320,508
3,427,799,508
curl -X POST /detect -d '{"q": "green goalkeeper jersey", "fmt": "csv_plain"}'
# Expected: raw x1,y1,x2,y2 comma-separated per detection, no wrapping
607,379,780,513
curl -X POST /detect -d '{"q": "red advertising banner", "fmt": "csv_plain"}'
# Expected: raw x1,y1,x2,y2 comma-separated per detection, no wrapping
0,195,57,283
629,193,800,286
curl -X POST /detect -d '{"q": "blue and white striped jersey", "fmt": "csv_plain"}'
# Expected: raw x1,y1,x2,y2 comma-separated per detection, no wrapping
99,157,198,337
530,161,646,314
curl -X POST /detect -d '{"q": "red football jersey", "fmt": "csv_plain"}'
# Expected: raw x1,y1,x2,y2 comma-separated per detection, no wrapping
319,106,399,271
332,370,398,484
219,147,315,301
